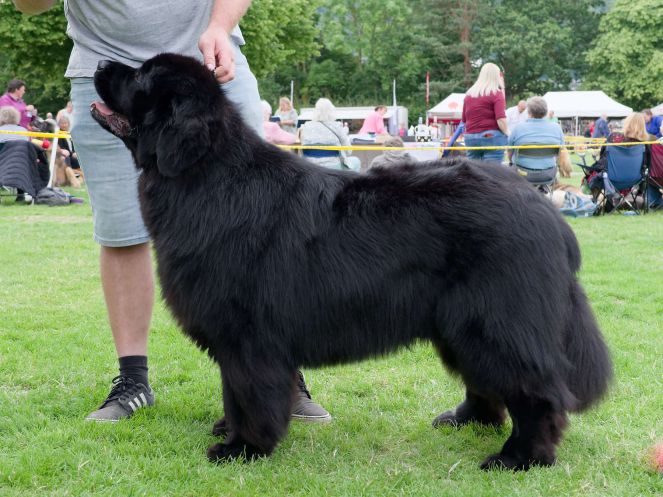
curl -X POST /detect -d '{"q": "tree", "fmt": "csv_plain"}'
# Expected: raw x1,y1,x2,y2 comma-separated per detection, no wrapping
241,0,321,79
0,0,71,114
585,0,663,109
474,0,603,103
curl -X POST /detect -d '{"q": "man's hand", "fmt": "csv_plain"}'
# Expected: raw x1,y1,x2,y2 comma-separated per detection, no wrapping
198,23,235,84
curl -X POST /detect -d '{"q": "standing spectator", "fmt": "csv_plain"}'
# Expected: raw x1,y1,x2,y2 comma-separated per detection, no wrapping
274,97,298,135
642,108,663,139
56,101,75,129
546,110,559,124
592,114,609,138
358,105,388,136
505,100,527,132
261,100,296,145
462,62,508,163
12,0,329,425
300,98,360,170
0,79,31,128
0,106,29,142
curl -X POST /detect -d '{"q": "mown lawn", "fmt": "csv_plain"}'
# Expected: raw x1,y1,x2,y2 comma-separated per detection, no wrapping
0,187,661,497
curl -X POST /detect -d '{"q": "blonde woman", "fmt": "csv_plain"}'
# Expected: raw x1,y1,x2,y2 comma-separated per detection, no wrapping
462,62,509,163
275,96,298,134
587,112,650,193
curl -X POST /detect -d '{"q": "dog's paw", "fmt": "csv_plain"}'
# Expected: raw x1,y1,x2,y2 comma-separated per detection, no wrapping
211,417,228,437
432,408,505,429
479,452,555,471
206,442,267,463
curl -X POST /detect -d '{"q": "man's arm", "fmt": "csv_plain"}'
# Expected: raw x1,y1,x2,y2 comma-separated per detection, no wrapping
12,0,55,15
198,0,252,84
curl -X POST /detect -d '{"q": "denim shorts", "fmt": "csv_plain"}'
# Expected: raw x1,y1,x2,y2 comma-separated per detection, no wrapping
70,42,262,247
464,130,508,164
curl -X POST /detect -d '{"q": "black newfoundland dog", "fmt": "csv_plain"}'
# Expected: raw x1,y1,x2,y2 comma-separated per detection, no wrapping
91,53,612,470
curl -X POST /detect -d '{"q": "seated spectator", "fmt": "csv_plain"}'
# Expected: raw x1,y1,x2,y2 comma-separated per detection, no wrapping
586,112,650,192
57,116,82,172
0,106,29,143
358,105,388,136
299,98,360,171
0,79,31,128
368,136,413,169
642,108,663,139
275,97,298,134
508,96,564,181
261,100,297,145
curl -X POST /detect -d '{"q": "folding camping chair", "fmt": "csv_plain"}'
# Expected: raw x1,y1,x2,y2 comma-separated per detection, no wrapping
512,146,559,196
578,144,647,215
647,143,663,210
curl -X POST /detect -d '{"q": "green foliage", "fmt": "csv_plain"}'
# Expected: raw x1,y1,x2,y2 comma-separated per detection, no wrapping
0,0,71,114
240,0,322,79
475,0,603,103
585,0,663,109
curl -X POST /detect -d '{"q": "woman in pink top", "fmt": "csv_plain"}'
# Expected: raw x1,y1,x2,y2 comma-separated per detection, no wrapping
462,63,509,163
359,105,388,135
261,100,297,145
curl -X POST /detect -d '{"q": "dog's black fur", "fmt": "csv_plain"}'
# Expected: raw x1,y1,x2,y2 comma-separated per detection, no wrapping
91,53,612,470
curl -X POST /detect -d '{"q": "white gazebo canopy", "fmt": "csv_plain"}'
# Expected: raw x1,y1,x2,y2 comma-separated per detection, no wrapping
542,91,632,119
427,93,465,121
652,103,663,115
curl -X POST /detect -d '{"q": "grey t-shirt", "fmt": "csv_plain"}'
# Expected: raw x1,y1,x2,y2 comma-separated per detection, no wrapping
64,0,244,77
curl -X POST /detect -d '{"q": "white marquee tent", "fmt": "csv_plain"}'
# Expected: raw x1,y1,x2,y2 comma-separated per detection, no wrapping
652,103,663,115
426,93,465,121
542,91,632,119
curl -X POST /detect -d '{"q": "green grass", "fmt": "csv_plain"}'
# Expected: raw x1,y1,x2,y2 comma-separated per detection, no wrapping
1,186,662,497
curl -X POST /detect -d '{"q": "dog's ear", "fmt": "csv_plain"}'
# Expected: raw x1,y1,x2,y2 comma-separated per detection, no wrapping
156,117,210,177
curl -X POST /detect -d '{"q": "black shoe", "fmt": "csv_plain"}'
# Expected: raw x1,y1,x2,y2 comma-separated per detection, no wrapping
85,375,154,422
291,371,331,423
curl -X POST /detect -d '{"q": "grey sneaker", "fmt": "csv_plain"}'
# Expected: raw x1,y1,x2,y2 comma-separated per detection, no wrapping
292,371,331,423
85,376,154,422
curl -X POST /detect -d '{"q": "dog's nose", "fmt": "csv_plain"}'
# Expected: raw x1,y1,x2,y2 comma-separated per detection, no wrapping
97,60,112,71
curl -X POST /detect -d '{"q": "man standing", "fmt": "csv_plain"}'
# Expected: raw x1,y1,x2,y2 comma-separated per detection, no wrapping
642,109,663,139
12,0,330,424
0,79,31,128
505,100,527,133
592,114,609,139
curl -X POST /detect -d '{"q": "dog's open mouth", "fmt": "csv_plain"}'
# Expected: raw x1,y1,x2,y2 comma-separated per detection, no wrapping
90,101,132,138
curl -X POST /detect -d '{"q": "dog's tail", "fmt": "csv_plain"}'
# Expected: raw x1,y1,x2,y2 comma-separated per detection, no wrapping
562,223,612,411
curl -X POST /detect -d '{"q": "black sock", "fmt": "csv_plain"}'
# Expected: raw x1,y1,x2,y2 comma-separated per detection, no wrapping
118,355,149,386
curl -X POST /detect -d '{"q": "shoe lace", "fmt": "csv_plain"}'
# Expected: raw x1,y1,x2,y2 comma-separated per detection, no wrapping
100,375,140,407
296,371,311,400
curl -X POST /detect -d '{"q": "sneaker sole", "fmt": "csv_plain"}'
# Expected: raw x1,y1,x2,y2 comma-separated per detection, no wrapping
291,413,332,423
84,417,121,423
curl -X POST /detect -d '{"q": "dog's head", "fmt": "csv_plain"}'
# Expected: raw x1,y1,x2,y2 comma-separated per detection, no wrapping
91,53,223,177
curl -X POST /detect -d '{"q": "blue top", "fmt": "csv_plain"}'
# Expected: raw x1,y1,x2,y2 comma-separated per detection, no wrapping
592,118,609,138
508,118,564,170
646,115,663,138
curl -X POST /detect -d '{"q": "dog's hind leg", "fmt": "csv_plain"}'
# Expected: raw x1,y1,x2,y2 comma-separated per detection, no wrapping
433,388,506,428
479,394,567,471
207,352,294,463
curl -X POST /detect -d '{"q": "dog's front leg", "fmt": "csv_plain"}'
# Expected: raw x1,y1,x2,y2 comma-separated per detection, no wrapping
207,350,294,463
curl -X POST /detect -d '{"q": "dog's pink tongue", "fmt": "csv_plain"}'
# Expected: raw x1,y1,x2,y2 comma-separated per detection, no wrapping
91,101,114,116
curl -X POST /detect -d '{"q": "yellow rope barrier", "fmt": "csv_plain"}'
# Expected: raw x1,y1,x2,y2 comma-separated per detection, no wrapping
0,129,71,139
1,129,659,151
